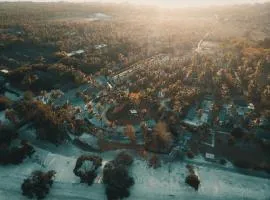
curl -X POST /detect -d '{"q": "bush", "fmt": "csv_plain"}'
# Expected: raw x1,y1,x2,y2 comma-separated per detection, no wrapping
21,170,56,199
186,151,195,159
23,91,34,101
231,127,245,139
103,162,134,200
185,174,200,191
0,126,34,165
145,122,174,153
103,152,134,200
219,159,227,165
14,100,70,144
0,141,35,165
73,155,102,185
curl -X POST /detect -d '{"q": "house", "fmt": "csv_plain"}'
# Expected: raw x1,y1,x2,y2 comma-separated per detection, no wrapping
94,44,107,50
67,49,85,57
129,109,138,115
0,69,9,75
158,91,165,98
205,152,215,160
183,98,213,128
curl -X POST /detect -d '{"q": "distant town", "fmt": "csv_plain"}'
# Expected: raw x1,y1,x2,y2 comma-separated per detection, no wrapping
0,2,270,200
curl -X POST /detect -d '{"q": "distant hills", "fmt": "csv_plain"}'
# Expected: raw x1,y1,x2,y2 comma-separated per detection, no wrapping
1,0,270,8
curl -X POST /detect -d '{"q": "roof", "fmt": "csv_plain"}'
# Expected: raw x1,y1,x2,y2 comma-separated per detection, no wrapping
130,109,138,114
233,96,248,107
67,49,85,57
205,152,215,159
94,44,107,50
0,69,9,74
183,119,202,127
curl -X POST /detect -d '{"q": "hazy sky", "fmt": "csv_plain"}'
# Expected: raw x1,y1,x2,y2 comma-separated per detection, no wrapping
1,0,270,7
106,0,270,7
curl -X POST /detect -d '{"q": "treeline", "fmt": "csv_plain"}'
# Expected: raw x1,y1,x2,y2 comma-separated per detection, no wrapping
8,63,86,92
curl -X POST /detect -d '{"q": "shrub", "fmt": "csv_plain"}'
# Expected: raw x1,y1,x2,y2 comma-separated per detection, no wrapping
186,151,195,159
219,159,227,165
0,141,35,165
185,174,200,191
21,170,56,199
73,155,102,185
103,152,134,200
14,100,71,144
231,127,245,139
103,162,134,200
145,121,174,153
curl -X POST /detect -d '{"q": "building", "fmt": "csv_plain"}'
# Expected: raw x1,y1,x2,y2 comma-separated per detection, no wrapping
205,152,215,160
67,49,85,57
183,98,213,128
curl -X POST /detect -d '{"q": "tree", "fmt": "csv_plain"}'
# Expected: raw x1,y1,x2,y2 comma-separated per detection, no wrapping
124,124,136,144
21,170,56,199
103,162,134,200
231,127,245,139
0,126,34,165
23,91,34,102
153,121,173,152
103,152,134,200
73,155,102,185
186,151,195,159
185,173,200,191
14,101,70,144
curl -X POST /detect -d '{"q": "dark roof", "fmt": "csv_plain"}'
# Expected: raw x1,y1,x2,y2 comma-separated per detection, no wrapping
233,96,248,106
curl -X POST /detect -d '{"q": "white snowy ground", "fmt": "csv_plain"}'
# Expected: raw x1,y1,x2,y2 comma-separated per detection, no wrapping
0,127,270,200
130,160,270,200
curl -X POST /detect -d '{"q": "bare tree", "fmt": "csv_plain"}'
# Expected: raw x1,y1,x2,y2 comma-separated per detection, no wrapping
154,121,173,148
